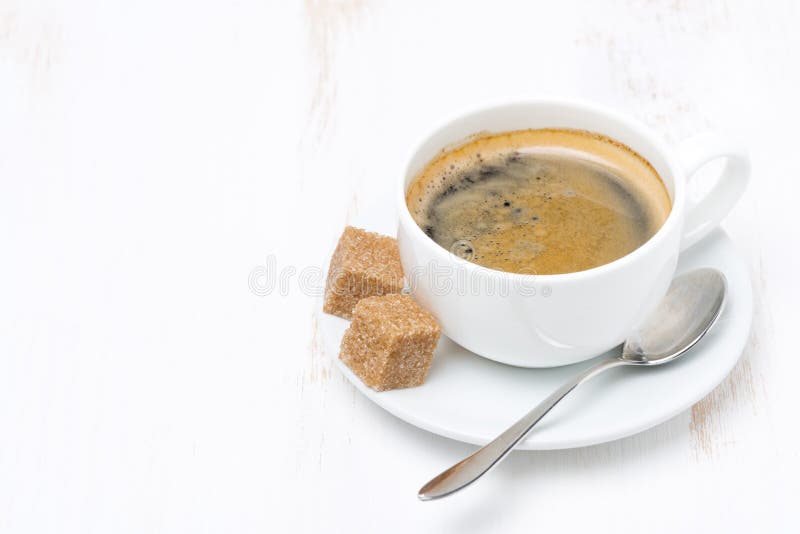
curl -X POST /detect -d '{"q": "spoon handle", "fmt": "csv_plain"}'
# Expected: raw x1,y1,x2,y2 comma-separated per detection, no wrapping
418,357,626,501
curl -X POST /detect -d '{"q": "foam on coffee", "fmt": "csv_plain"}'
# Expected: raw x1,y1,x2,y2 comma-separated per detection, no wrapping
406,128,671,275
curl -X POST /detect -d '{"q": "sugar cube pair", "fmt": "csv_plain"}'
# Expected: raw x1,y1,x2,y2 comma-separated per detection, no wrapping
324,227,441,391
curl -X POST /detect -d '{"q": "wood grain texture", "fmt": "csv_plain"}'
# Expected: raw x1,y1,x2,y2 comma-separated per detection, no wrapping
690,353,757,458
1,0,797,532
0,1,61,95
308,311,334,386
303,0,367,144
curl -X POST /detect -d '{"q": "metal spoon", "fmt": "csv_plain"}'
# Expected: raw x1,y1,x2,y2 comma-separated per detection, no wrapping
418,268,727,501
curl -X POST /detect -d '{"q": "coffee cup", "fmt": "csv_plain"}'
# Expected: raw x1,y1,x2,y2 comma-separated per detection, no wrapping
397,99,749,367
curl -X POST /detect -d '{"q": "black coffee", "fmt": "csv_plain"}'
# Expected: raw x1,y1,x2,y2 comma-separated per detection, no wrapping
406,129,671,275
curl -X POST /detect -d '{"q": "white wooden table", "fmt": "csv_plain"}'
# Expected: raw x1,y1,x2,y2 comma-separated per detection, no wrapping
1,1,797,532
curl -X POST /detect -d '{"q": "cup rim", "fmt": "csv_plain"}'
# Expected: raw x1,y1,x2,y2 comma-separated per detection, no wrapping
396,97,686,282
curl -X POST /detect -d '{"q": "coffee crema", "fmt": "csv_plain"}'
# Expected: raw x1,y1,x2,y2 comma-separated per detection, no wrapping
406,128,672,275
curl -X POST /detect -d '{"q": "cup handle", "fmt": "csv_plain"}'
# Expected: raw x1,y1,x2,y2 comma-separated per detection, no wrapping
676,132,750,251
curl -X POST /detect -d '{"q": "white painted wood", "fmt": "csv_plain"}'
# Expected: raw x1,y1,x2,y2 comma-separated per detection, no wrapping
0,0,797,532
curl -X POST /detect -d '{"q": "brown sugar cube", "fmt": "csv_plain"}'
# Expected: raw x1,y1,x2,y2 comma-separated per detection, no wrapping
323,226,404,319
339,294,442,391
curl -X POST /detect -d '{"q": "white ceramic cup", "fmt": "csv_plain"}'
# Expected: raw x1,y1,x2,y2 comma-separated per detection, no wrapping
396,99,749,367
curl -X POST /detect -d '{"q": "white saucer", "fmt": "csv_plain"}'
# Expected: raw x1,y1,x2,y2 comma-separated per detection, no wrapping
318,229,752,450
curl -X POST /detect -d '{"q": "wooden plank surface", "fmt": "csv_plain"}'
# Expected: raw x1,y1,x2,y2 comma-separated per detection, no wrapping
0,0,797,532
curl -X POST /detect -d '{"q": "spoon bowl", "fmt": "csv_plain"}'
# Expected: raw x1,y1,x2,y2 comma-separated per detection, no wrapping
621,268,727,364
